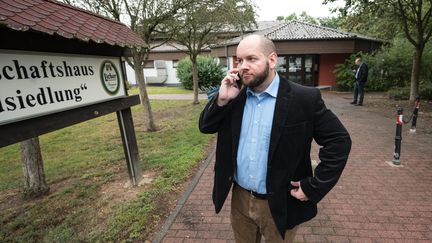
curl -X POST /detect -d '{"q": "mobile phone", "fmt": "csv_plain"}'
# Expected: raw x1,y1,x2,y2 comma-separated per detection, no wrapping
236,73,243,89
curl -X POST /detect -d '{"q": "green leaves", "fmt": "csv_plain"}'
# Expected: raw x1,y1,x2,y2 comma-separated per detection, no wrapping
176,55,225,90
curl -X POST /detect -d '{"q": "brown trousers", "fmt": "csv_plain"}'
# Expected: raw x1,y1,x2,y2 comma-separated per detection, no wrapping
230,185,298,243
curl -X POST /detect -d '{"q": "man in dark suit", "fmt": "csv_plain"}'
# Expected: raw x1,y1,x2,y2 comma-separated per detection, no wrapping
350,57,368,106
199,35,351,242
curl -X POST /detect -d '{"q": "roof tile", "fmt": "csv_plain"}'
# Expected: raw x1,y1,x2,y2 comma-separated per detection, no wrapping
85,18,99,28
5,18,29,31
37,19,60,31
52,10,72,21
105,31,119,43
16,0,37,7
6,0,31,9
45,15,66,27
31,5,53,16
75,32,90,42
57,29,74,39
73,14,87,25
32,24,54,35
19,11,41,22
41,2,62,12
10,14,36,26
76,26,94,38
0,3,23,13
92,28,107,41
0,0,144,48
62,21,80,32
0,6,15,17
67,17,85,28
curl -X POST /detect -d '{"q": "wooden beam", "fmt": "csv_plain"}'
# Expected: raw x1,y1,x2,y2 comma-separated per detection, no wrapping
117,108,142,185
0,95,140,148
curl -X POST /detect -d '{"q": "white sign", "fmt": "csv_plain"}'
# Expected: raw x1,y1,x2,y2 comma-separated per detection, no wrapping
0,50,126,125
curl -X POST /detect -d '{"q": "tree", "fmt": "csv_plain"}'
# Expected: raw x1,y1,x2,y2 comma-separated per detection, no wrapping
65,0,193,131
173,0,256,104
20,138,49,198
278,12,321,25
298,11,319,25
325,0,432,102
317,16,340,29
284,13,298,21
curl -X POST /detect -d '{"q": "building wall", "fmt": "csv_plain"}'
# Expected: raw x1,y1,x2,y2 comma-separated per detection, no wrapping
125,60,180,86
276,40,356,54
318,53,350,86
212,40,357,57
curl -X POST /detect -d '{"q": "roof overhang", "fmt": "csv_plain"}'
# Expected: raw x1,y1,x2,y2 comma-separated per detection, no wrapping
0,0,144,56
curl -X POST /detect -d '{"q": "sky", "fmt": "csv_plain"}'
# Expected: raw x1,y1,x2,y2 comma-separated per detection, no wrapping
253,0,345,21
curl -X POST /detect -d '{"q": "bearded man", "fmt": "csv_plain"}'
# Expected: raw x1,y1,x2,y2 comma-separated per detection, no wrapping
199,34,351,243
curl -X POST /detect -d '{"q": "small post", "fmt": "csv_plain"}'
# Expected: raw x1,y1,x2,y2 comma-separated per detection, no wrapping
392,107,403,165
410,95,420,133
117,108,142,185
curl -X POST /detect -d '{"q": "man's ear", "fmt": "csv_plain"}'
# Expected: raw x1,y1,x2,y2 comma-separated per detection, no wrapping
268,52,278,69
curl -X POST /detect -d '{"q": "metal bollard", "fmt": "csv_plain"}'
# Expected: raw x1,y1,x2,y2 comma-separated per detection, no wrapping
410,95,421,133
392,107,403,165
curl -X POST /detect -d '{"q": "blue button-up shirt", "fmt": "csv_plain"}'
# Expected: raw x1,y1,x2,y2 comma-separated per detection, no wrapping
235,74,279,194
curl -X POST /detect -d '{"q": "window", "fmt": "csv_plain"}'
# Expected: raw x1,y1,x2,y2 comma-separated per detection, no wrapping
144,60,154,68
218,57,228,67
172,60,179,68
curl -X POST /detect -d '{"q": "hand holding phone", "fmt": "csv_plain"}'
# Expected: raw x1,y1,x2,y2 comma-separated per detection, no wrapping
217,69,242,106
235,73,243,89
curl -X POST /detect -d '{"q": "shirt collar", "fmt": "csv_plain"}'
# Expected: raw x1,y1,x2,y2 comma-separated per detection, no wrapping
246,72,280,98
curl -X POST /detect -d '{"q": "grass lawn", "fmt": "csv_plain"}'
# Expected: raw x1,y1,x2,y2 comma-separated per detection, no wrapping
128,86,192,95
0,99,213,242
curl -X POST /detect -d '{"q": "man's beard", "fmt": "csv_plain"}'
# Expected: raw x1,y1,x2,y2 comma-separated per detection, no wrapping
245,62,270,88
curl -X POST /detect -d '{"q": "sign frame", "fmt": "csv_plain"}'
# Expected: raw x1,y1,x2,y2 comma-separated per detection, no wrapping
0,27,142,185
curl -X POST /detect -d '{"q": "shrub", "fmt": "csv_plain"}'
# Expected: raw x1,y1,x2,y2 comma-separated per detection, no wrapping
419,81,432,100
176,55,225,90
387,86,410,100
387,81,432,101
334,56,356,91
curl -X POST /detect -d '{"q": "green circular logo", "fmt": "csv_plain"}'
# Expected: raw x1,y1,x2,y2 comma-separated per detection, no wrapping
100,60,120,95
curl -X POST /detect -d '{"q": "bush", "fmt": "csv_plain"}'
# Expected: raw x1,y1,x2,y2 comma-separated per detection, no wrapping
387,81,432,101
419,81,432,100
176,55,225,90
387,86,410,100
334,56,356,91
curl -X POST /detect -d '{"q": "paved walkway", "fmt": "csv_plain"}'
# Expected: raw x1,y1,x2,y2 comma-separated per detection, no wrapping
155,92,432,242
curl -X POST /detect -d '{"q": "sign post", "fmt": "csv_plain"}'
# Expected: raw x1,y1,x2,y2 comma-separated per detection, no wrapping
117,108,141,185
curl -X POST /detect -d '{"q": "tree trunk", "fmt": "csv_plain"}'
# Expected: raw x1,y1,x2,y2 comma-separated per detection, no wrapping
20,137,49,198
409,47,423,102
134,60,157,132
191,57,200,104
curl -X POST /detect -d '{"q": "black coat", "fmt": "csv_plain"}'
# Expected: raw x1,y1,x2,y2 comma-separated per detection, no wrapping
199,77,351,238
355,63,368,83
